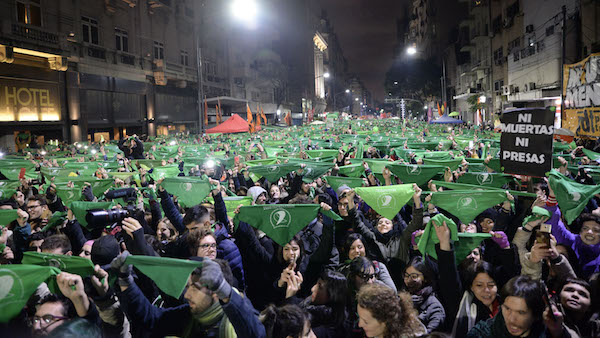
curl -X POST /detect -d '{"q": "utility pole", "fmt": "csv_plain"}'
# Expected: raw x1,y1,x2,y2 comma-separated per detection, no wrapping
560,5,566,122
195,22,205,135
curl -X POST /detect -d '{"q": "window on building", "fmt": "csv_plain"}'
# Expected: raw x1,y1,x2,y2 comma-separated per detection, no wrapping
251,91,260,101
82,16,99,44
180,50,189,66
17,0,41,26
506,1,520,19
546,25,555,36
115,28,128,52
493,47,504,65
492,15,502,35
154,41,164,60
508,37,521,54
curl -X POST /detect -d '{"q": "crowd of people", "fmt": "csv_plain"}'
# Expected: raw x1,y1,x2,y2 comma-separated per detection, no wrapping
0,120,598,338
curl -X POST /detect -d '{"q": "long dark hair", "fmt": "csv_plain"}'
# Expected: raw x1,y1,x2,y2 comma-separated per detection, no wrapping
501,276,545,320
275,234,304,269
318,270,348,327
260,304,309,338
341,233,369,261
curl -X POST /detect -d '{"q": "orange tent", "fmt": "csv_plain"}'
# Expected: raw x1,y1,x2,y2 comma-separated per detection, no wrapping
206,114,253,134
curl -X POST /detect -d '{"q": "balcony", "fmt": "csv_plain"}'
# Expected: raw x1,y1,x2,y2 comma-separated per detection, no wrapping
460,43,475,53
118,52,136,66
3,23,63,55
470,27,489,42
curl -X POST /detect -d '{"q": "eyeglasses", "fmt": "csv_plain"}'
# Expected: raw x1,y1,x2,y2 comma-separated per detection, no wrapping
360,273,375,280
28,314,68,327
404,273,423,280
199,243,217,250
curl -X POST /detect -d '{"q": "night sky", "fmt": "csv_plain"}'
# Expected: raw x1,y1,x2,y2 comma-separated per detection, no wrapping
321,0,408,102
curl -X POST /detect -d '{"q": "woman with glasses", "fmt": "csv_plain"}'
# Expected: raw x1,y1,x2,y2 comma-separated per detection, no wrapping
402,256,445,333
338,233,397,292
187,228,218,260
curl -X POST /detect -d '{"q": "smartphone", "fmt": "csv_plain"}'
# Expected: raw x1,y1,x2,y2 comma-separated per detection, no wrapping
540,280,557,321
536,229,551,247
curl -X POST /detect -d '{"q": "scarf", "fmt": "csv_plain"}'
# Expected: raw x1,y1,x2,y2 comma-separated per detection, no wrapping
183,296,237,338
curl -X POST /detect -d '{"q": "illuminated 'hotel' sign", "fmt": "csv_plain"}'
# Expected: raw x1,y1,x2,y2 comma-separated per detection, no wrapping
0,79,60,121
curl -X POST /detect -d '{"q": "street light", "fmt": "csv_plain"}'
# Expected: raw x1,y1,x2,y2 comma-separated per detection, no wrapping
355,98,359,101
323,72,330,79
231,0,257,21
407,46,417,55
479,95,486,103
345,89,350,93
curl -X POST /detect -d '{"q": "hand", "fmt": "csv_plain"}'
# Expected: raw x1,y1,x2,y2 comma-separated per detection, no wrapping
548,234,560,260
433,220,451,251
411,229,424,250
382,167,392,181
285,271,303,299
412,184,422,208
110,251,133,288
532,194,547,208
529,241,551,263
543,304,564,338
57,272,86,301
121,217,142,239
320,202,332,211
16,208,28,227
490,231,510,249
196,258,232,300
278,261,295,288
90,265,109,297
444,167,452,182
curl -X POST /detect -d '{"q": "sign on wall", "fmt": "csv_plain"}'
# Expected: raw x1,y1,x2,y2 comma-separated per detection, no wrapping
0,78,60,122
563,52,600,138
500,108,554,177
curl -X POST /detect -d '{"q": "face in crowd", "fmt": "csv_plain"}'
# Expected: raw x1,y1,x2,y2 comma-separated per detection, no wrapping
471,272,497,310
282,240,300,264
579,220,600,246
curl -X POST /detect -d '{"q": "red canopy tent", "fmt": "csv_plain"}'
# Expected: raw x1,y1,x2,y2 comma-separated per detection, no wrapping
206,113,254,134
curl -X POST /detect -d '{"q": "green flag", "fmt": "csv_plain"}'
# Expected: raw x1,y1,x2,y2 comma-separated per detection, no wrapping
206,196,253,220
22,252,95,277
417,214,458,260
234,204,326,246
305,149,340,159
355,184,415,220
548,170,600,225
582,148,600,161
522,206,552,228
324,176,365,192
0,181,22,189
300,162,334,181
386,163,444,186
454,233,492,264
125,255,202,299
422,157,464,171
161,176,212,208
55,186,82,204
430,180,537,198
247,163,301,182
68,201,115,228
41,211,68,232
148,165,181,181
0,265,61,323
0,209,17,226
457,172,515,188
430,190,507,224
336,164,365,178
0,167,38,180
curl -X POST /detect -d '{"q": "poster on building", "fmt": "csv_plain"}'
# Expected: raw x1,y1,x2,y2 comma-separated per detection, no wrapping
563,52,600,138
500,108,554,177
0,78,61,122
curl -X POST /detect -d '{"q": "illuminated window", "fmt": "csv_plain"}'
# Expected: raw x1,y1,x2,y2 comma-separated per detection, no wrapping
16,0,41,26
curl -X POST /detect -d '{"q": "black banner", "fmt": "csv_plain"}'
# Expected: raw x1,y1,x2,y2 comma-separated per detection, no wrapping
499,108,554,177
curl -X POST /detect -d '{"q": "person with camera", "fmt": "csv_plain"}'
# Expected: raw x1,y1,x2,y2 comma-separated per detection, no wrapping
111,251,265,337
